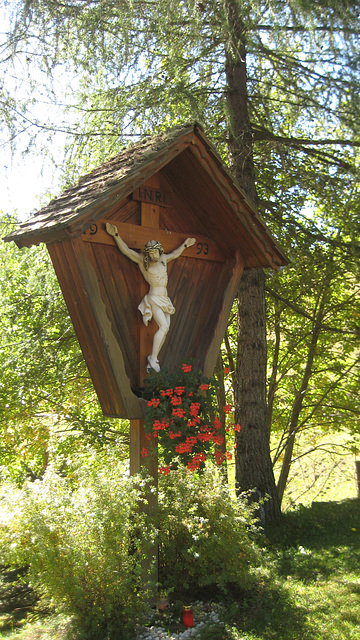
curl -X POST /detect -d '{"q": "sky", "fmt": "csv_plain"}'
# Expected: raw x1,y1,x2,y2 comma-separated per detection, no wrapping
0,147,60,221
0,2,73,222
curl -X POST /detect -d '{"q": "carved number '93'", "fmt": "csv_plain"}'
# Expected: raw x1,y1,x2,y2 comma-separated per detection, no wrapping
196,242,209,255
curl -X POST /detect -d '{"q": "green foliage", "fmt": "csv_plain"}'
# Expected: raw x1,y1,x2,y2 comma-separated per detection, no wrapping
2,486,360,640
0,454,262,635
265,235,360,499
144,362,235,472
157,465,260,597
0,216,129,484
0,449,156,640
2,0,360,504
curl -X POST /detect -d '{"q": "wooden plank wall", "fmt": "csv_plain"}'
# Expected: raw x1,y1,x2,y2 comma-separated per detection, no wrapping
48,237,143,418
47,168,246,418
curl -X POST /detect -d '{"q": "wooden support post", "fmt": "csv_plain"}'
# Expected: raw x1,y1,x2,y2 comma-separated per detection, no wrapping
130,174,160,480
130,175,161,599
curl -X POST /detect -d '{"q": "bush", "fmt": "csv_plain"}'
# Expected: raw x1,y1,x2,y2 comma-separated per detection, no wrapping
0,451,262,637
0,449,156,640
157,464,260,597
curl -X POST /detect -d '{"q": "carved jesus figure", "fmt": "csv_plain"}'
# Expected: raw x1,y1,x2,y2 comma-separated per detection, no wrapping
106,222,196,372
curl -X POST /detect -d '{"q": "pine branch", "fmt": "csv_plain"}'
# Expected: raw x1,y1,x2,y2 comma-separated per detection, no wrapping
254,125,360,148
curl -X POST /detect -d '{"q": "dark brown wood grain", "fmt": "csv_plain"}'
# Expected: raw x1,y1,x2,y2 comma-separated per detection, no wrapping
48,237,143,418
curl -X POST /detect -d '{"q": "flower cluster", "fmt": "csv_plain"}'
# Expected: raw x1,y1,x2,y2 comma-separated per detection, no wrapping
143,362,239,474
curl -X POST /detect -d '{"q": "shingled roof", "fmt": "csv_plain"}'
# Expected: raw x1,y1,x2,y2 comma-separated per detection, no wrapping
4,122,287,269
5,124,208,246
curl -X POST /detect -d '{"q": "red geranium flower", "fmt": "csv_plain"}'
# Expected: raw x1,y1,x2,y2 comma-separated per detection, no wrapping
197,433,212,442
141,447,148,458
153,419,169,431
182,363,192,373
188,417,201,428
159,464,171,475
190,402,201,417
214,416,221,430
175,442,193,453
148,398,160,408
172,407,185,418
214,450,225,465
199,383,209,391
169,430,182,439
174,386,185,396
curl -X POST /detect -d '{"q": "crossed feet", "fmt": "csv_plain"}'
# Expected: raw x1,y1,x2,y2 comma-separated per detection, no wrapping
147,355,160,373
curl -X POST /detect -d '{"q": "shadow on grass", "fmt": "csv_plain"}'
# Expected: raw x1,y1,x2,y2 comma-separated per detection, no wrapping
0,566,37,633
221,499,360,640
0,565,52,637
264,498,360,583
225,581,311,640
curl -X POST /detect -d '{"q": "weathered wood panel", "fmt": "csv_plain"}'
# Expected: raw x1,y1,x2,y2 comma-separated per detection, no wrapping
157,256,238,373
48,240,128,416
90,242,140,385
71,238,143,416
48,237,143,417
162,149,275,268
203,252,244,375
107,196,140,225
158,170,219,240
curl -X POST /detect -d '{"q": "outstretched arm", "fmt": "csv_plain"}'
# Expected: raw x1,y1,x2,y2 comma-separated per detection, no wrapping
165,237,196,263
106,222,142,264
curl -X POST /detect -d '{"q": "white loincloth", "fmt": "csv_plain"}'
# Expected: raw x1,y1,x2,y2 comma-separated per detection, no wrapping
138,294,175,326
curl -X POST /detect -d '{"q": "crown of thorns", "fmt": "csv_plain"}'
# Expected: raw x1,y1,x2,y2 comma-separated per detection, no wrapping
143,240,164,255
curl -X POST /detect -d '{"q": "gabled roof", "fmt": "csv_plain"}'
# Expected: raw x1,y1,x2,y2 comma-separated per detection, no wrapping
4,123,287,269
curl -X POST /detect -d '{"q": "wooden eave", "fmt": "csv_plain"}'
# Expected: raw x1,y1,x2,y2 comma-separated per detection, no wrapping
4,123,287,270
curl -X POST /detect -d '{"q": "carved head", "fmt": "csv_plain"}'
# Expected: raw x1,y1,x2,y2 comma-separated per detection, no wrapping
143,240,164,270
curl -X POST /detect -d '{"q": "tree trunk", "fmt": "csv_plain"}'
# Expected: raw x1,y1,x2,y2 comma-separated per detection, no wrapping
224,0,281,522
235,269,282,522
224,0,257,207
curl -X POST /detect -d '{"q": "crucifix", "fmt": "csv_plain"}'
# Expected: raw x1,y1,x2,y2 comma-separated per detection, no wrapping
105,221,195,373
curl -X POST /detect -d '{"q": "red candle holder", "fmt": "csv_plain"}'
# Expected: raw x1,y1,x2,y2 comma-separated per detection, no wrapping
182,605,194,628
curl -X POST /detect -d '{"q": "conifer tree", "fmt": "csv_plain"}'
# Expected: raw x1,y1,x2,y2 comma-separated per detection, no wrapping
2,0,359,517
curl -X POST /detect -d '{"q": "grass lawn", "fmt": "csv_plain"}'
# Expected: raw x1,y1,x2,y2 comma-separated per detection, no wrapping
233,498,360,640
1,498,360,640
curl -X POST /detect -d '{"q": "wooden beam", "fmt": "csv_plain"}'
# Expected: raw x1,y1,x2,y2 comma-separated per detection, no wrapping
82,220,225,263
130,178,160,599
130,174,160,475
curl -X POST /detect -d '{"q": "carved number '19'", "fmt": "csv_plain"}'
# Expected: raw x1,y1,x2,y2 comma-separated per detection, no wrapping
196,242,209,255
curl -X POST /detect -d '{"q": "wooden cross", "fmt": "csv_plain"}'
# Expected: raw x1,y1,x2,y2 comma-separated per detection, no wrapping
81,176,244,481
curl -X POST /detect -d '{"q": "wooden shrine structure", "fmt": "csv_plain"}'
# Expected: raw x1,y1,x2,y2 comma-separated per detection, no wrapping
5,123,287,476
